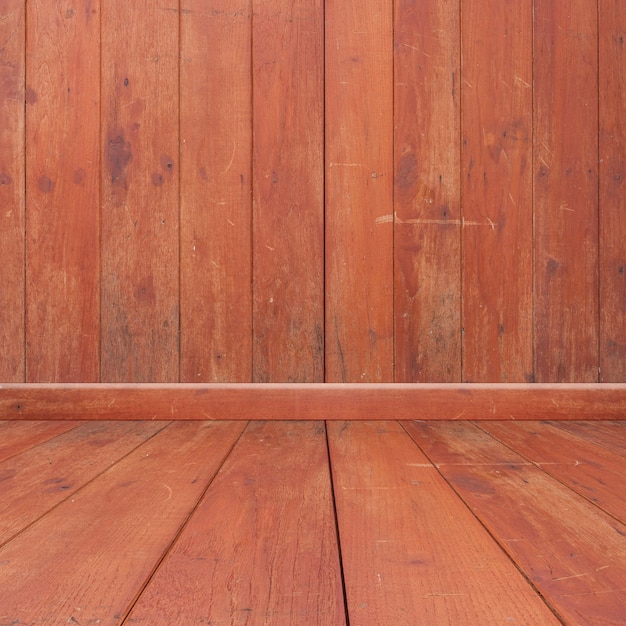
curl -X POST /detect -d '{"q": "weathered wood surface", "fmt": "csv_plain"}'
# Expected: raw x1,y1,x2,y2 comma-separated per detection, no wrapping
1,3,624,384
25,0,100,382
0,0,25,382
482,420,626,523
328,420,561,625
179,0,253,383
394,0,461,382
599,0,626,381
0,420,165,544
252,0,325,382
405,421,626,625
2,383,626,420
325,0,394,382
0,421,244,624
100,0,179,382
461,0,533,382
0,420,81,464
1,418,625,624
128,422,345,624
533,0,599,381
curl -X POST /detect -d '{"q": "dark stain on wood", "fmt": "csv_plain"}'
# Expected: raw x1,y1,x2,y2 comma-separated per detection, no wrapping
37,176,55,193
106,128,132,187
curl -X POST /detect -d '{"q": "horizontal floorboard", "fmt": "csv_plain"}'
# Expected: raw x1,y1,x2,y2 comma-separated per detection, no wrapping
0,421,244,625
328,421,561,625
0,421,166,545
127,422,345,624
405,421,626,625
0,420,84,463
0,419,624,625
481,420,626,524
2,382,626,420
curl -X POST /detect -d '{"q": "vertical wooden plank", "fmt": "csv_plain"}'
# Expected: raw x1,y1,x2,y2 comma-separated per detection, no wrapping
251,0,324,382
0,0,25,381
599,1,626,382
128,422,346,624
328,421,561,625
534,0,599,382
25,1,100,381
179,2,253,383
101,2,179,382
394,0,461,382
325,0,394,382
461,0,533,382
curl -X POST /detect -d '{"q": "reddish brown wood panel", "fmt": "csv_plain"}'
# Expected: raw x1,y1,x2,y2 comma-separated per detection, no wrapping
328,421,560,624
554,420,626,457
0,420,165,545
534,0,599,382
461,0,533,382
481,420,626,524
0,1,25,382
599,1,626,381
25,0,100,382
128,421,345,624
0,420,82,464
179,2,253,383
0,421,244,623
325,0,394,382
406,421,626,625
394,0,461,382
3,382,626,421
3,2,625,386
100,1,179,382
252,0,324,383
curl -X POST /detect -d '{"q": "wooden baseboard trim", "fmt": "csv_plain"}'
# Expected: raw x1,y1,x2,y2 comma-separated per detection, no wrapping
1,383,625,421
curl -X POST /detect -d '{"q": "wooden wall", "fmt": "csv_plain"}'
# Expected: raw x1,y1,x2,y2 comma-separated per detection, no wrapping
0,0,624,384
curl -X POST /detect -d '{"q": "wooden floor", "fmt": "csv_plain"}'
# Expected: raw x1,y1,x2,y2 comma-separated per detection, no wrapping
1,419,625,625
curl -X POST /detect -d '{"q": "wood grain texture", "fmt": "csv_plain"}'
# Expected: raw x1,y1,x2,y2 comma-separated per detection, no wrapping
406,421,626,625
101,1,179,382
25,0,100,382
461,0,533,382
394,0,461,382
328,421,560,625
180,1,253,383
534,0,599,382
0,420,82,464
0,420,165,545
480,420,626,524
599,0,626,382
554,420,626,457
0,421,244,624
3,382,626,420
252,0,324,382
325,0,394,382
128,421,345,624
0,0,25,381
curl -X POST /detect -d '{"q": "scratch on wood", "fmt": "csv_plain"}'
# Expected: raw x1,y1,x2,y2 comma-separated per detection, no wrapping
329,162,366,168
376,213,497,227
161,483,173,502
553,566,611,581
220,140,236,174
